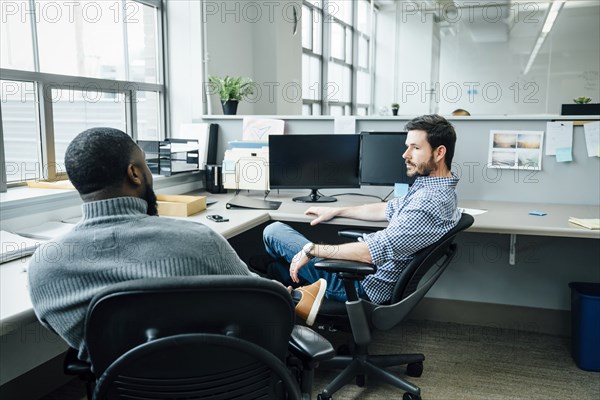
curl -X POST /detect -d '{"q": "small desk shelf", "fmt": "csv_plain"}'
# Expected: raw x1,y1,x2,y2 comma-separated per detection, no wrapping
138,139,199,177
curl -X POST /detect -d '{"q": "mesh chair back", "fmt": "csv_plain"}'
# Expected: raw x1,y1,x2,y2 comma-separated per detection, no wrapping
391,213,474,302
84,276,298,399
372,213,474,330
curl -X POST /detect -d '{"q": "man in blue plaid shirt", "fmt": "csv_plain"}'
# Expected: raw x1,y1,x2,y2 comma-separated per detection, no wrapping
263,114,460,305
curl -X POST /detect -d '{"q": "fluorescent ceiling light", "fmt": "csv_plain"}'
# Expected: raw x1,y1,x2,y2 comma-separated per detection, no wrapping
523,1,564,75
542,1,564,33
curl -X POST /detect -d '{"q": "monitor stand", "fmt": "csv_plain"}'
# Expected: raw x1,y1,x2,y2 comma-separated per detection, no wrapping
292,189,337,203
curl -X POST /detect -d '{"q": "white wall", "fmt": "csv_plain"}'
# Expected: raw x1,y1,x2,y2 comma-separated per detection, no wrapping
374,6,435,116
395,9,435,116
203,0,303,115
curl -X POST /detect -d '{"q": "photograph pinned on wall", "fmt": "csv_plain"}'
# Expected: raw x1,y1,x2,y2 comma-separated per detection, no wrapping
488,130,544,170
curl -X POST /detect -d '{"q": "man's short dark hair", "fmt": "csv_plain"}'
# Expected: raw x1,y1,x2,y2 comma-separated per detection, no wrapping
65,128,138,194
405,114,456,170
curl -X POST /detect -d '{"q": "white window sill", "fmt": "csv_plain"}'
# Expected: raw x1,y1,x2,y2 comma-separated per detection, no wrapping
0,172,204,221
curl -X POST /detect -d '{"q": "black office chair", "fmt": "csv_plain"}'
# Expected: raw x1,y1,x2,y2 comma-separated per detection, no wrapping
314,213,474,400
64,275,335,400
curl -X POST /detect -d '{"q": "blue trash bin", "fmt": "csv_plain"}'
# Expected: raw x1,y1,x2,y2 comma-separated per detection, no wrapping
569,282,600,372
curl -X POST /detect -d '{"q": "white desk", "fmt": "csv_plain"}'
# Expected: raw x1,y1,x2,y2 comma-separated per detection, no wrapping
192,192,600,239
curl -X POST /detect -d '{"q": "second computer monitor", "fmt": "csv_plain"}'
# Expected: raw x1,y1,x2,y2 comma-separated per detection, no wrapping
269,134,361,203
360,131,416,186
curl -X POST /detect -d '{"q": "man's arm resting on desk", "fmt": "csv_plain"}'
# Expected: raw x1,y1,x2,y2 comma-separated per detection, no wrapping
305,202,387,226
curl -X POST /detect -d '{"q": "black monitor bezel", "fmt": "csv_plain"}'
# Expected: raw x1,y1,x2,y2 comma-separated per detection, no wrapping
268,134,361,191
359,131,416,187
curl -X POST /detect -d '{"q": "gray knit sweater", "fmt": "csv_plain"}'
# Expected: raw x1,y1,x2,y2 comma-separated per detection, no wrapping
28,197,253,361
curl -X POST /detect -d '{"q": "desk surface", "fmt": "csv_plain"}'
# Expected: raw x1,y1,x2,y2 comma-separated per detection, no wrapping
2,192,598,332
194,192,600,240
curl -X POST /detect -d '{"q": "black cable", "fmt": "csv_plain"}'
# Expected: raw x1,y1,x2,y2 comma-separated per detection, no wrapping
382,189,394,202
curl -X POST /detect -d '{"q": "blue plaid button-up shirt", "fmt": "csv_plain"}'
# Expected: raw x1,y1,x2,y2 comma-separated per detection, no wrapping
362,173,460,304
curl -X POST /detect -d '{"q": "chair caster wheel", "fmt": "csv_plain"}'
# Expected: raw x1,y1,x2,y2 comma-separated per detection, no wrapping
317,393,332,400
403,392,421,400
407,361,423,377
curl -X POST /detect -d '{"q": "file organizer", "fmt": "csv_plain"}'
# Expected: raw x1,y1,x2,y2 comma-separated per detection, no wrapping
138,139,200,176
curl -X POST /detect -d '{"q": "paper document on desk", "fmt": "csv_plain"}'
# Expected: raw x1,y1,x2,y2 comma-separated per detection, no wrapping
1,230,45,263
568,217,600,230
458,208,487,216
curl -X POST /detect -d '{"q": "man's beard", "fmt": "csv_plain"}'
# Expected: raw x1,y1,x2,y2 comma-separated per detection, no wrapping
406,155,437,177
143,185,158,216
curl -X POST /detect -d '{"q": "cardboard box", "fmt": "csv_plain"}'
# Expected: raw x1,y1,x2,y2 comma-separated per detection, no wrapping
26,179,75,190
156,194,206,217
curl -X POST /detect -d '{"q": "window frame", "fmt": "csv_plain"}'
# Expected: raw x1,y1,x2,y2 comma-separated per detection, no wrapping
302,0,376,116
0,0,167,189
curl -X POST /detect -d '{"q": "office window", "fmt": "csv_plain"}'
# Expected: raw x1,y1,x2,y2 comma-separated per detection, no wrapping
36,2,126,79
136,91,160,141
0,1,34,71
1,80,40,182
52,88,127,168
329,0,352,25
328,61,351,103
302,0,376,115
1,0,165,186
355,0,373,114
125,1,160,84
302,1,324,115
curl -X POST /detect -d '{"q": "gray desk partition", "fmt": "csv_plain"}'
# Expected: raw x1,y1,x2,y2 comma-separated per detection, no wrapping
200,116,600,205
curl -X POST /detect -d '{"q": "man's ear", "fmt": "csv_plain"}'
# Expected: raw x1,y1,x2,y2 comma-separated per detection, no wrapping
434,145,447,163
126,163,144,186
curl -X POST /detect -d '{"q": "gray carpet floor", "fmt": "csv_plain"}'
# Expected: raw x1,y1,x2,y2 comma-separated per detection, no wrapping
313,320,599,400
41,320,599,400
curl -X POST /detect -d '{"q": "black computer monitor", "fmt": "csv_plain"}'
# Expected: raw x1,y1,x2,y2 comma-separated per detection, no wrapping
360,131,416,186
269,134,361,203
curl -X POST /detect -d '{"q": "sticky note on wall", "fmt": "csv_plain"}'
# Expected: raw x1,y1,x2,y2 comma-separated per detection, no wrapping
555,147,573,163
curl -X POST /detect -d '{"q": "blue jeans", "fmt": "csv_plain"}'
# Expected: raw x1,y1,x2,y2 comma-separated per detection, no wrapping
263,221,368,302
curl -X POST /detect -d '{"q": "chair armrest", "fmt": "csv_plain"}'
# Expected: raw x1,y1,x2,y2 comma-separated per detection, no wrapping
314,259,376,276
338,229,374,241
63,347,92,376
289,325,335,363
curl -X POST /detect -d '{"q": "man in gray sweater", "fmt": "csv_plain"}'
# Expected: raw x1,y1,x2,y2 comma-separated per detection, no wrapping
28,128,325,362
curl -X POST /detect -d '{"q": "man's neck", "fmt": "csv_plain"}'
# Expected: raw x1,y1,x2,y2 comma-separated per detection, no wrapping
81,187,137,203
428,165,452,178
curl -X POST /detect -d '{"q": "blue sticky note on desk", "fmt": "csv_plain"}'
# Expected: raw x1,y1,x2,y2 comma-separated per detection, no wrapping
394,183,409,198
556,147,572,163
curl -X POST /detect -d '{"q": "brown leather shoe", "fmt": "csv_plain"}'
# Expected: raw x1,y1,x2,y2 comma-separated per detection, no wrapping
294,278,326,326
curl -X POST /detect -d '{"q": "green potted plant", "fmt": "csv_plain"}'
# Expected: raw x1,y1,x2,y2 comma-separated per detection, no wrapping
391,102,400,116
208,75,255,115
573,96,592,104
562,96,599,116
